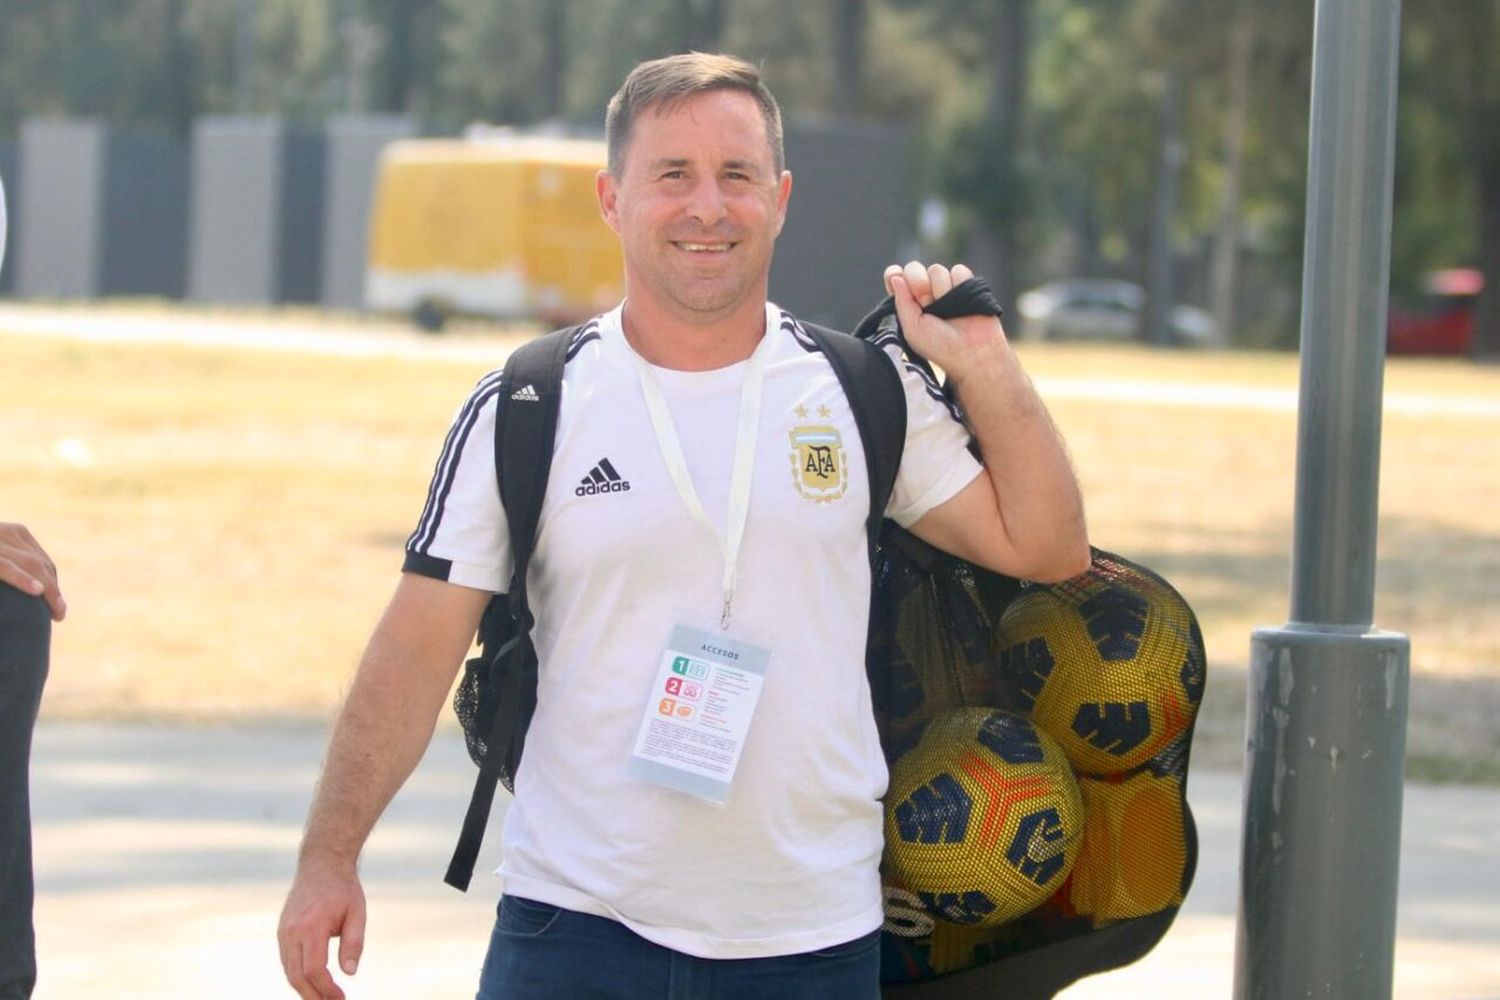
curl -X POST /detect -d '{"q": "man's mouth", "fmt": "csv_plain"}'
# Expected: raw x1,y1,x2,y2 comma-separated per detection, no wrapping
673,241,735,253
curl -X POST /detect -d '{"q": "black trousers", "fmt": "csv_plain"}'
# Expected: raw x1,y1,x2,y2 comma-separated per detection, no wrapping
0,588,49,1000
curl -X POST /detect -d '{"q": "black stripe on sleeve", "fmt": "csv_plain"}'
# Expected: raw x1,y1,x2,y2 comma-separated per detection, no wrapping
407,369,504,554
402,549,454,581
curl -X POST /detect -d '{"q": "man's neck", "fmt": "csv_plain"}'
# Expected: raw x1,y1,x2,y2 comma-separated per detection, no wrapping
619,296,769,372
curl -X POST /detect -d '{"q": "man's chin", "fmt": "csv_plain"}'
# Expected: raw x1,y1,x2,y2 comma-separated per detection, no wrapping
666,283,755,320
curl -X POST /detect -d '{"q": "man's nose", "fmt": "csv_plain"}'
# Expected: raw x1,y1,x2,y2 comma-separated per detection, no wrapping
685,176,728,226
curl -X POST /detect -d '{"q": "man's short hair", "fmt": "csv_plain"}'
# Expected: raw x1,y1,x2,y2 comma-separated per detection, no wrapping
605,52,785,177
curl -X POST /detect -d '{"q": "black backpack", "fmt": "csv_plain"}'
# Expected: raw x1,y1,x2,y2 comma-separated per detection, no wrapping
441,282,1204,999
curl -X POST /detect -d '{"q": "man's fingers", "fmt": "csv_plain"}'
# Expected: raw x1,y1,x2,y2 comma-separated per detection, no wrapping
883,263,902,296
903,260,932,305
278,929,328,1000
300,939,346,1000
0,560,42,598
927,263,954,301
337,898,365,977
888,275,924,334
886,260,971,307
280,904,346,1000
0,523,65,620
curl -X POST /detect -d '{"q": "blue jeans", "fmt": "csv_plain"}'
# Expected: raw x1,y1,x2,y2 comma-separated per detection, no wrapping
476,896,881,1000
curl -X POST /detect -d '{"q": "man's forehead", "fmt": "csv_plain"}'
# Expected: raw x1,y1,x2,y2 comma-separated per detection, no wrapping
624,93,774,170
641,91,765,137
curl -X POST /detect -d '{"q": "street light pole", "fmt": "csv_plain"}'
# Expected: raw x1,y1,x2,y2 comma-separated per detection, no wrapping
1233,2,1411,997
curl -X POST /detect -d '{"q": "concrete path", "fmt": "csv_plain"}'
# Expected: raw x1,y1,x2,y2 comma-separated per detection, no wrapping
29,722,1500,999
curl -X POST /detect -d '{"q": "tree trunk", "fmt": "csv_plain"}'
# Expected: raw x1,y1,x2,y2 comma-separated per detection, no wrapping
1210,0,1253,347
1474,156,1500,360
542,0,567,120
1144,69,1184,346
832,0,866,119
372,0,424,113
164,0,196,136
1466,0,1500,360
982,0,1028,318
677,0,727,52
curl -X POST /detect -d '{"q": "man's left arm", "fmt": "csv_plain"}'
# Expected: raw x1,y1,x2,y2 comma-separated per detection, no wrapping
890,261,1091,584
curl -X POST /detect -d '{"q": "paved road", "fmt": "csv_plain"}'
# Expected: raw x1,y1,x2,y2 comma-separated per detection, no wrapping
28,722,1500,999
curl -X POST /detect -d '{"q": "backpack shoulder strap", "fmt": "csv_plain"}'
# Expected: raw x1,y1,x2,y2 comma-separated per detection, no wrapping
444,324,576,892
493,326,576,607
802,322,905,561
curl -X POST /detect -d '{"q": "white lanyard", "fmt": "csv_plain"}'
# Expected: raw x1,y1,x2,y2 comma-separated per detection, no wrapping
629,332,770,630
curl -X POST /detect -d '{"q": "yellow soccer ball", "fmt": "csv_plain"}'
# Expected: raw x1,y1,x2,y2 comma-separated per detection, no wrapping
884,708,1085,928
1068,769,1190,920
992,569,1204,775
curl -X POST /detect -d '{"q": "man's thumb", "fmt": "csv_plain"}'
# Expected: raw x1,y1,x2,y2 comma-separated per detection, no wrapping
338,903,366,976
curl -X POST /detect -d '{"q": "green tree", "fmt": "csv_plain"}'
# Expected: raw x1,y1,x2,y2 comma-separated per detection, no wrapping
1400,1,1500,360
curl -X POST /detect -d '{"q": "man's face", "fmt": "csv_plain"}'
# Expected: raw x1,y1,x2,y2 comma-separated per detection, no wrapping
598,89,792,326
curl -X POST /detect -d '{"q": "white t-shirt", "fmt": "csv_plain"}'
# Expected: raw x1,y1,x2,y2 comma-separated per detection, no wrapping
405,302,982,958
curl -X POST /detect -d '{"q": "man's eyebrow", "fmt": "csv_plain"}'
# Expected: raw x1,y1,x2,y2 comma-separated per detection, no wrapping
647,158,691,172
722,159,764,177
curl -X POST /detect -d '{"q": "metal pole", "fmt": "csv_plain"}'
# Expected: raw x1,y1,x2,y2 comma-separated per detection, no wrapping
1234,2,1411,998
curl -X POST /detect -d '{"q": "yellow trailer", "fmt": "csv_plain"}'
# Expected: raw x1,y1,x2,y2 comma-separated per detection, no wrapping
365,134,623,329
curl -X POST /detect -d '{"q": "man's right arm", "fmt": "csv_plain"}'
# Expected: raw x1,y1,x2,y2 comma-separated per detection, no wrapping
277,572,490,1000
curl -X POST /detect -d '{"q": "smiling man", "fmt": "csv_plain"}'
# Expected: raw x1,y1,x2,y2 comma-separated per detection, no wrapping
278,53,1087,1000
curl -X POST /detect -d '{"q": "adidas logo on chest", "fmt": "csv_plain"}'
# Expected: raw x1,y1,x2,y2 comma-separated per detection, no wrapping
576,457,632,496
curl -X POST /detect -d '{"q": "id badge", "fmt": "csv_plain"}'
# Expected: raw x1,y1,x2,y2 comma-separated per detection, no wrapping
626,624,771,804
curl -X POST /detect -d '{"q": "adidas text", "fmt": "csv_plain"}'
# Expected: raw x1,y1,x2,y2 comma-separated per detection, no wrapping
511,384,540,402
575,480,632,496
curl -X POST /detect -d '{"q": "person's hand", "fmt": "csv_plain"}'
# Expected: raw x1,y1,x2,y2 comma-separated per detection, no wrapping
883,261,1010,385
0,522,65,621
277,860,366,1000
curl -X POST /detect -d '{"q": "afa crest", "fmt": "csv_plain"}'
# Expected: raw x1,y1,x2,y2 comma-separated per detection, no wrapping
789,420,848,502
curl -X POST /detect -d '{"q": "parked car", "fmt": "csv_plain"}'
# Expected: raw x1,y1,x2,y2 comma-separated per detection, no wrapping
1387,268,1480,356
1015,278,1216,346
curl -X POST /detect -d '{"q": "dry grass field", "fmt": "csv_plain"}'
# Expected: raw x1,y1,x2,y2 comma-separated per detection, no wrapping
3,306,1496,780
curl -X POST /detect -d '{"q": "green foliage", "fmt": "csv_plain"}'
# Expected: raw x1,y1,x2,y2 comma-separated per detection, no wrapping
0,0,1493,351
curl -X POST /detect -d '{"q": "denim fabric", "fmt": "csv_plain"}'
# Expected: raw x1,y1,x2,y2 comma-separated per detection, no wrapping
476,896,880,1000
0,589,50,1000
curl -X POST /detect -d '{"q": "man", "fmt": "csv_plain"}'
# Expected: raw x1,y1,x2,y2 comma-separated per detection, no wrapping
278,53,1087,999
0,522,64,1000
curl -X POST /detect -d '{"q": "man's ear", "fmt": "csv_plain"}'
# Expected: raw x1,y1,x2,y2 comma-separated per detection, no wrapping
597,169,621,235
772,170,792,238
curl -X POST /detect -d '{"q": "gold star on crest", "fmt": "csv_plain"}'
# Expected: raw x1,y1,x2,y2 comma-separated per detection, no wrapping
795,404,809,418
818,404,832,418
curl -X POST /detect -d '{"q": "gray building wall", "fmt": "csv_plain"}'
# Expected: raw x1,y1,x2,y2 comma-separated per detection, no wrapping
15,119,106,298
188,117,326,305
277,130,326,304
320,115,416,311
188,116,282,305
100,132,189,298
770,123,914,331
